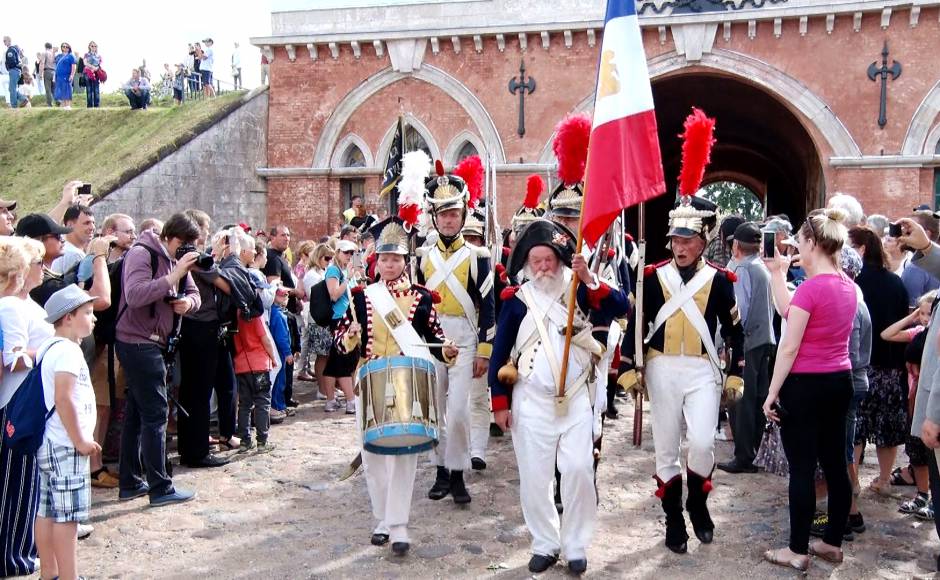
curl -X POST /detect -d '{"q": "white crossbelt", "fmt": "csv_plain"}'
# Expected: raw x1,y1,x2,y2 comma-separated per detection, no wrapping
648,263,723,385
364,283,432,362
425,245,478,333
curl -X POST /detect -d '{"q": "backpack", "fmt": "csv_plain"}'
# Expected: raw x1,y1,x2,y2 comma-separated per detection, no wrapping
30,262,80,307
4,46,20,70
3,339,65,453
309,279,334,327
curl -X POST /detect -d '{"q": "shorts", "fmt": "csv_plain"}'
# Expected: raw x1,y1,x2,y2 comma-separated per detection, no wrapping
200,70,213,87
173,88,184,101
36,439,90,524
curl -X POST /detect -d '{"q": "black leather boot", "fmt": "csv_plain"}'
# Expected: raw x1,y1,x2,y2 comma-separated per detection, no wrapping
428,466,450,500
686,469,715,544
657,475,688,554
450,470,471,504
605,379,619,419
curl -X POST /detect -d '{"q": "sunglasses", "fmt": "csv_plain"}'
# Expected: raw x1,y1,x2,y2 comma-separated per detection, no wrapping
41,233,64,242
341,250,355,255
323,256,333,261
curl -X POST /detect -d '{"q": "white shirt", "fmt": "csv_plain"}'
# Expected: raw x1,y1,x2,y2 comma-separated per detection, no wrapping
39,338,96,446
232,49,241,69
51,240,85,274
0,296,55,408
303,267,324,299
202,47,214,72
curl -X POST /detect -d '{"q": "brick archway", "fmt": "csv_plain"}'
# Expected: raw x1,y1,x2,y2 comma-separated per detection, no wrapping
902,79,940,155
311,65,506,169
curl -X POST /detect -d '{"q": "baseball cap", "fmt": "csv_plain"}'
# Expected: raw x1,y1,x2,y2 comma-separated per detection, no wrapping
720,216,746,242
733,222,762,244
763,217,793,235
14,214,72,239
0,198,16,211
44,285,95,324
337,240,358,253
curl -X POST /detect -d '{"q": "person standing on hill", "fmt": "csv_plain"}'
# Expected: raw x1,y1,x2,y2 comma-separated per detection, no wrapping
53,42,76,109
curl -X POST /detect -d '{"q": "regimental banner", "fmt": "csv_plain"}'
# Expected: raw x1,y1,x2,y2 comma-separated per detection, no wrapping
381,116,405,197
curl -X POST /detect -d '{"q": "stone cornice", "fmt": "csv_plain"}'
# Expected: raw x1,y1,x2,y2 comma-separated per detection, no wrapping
251,0,940,49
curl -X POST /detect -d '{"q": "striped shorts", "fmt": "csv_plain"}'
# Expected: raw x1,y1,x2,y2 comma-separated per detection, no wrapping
36,439,90,524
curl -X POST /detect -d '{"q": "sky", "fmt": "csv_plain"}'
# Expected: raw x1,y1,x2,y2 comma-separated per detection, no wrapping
5,1,275,93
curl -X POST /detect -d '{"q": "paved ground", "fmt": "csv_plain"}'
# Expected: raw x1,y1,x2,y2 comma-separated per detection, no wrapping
73,380,938,579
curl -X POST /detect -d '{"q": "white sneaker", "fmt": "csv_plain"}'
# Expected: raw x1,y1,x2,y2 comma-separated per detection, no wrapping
316,392,328,400
78,523,93,539
345,401,356,415
324,400,341,413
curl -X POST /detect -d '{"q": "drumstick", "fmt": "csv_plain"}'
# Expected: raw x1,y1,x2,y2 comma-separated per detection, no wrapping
409,342,473,349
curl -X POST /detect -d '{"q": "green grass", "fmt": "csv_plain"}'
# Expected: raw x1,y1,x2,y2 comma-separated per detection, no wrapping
0,90,249,214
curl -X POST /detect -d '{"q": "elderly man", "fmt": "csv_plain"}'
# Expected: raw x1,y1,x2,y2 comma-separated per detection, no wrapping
0,197,15,235
489,219,626,575
898,218,940,571
124,69,151,110
619,195,744,554
100,213,136,263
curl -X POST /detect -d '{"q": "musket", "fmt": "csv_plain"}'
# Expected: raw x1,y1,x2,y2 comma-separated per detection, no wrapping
632,203,647,448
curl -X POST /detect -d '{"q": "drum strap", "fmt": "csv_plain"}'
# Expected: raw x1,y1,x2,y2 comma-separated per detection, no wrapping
364,283,433,362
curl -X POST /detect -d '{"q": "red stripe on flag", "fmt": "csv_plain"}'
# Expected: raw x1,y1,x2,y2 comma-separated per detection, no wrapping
582,109,665,246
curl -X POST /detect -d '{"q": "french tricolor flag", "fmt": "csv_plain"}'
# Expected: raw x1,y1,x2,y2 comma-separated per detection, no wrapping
581,0,666,246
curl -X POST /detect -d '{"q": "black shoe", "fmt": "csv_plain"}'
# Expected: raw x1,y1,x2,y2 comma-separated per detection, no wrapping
848,512,866,534
450,470,471,504
605,406,619,420
428,466,450,500
286,399,300,408
391,542,410,556
370,533,389,546
568,559,588,575
183,454,230,468
489,423,504,437
471,457,487,470
716,459,758,474
527,553,559,573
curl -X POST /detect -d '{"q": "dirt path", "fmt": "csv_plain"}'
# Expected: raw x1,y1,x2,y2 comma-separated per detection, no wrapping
75,380,937,579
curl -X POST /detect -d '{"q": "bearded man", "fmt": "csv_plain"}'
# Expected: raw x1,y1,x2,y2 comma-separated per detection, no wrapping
489,219,627,576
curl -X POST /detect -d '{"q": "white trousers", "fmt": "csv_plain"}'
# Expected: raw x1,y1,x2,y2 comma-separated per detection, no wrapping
362,451,418,543
646,354,721,481
432,315,477,471
511,382,596,560
469,374,490,459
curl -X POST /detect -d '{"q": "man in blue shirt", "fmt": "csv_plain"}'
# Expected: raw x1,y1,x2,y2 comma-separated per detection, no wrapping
4,36,23,108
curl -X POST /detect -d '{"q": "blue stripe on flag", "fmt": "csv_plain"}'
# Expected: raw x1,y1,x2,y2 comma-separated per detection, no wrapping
605,0,636,20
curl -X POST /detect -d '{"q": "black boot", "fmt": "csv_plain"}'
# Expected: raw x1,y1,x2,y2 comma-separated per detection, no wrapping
657,475,688,553
428,466,450,500
450,470,471,504
685,469,715,544
605,380,619,419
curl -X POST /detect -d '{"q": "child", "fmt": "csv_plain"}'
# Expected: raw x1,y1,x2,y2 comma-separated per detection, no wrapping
269,286,293,422
35,286,100,580
881,289,937,519
232,302,280,453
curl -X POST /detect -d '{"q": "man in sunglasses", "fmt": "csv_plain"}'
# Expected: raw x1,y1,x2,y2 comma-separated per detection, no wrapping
15,213,71,267
0,197,16,236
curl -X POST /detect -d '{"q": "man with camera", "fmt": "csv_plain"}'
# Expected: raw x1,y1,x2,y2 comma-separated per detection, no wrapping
115,213,202,507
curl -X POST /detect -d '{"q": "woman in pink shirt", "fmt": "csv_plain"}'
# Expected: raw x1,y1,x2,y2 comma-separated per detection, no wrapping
762,208,857,571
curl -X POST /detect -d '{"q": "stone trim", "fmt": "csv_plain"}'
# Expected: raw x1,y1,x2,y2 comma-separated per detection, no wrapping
901,79,940,155
311,65,506,169
375,114,442,168
536,49,861,163
257,162,555,179
329,133,375,169
443,131,486,165
830,155,940,168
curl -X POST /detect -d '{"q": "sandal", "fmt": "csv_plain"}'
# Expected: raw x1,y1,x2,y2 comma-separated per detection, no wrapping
809,541,843,564
869,479,894,497
764,548,810,571
90,467,119,489
218,436,241,450
889,466,916,487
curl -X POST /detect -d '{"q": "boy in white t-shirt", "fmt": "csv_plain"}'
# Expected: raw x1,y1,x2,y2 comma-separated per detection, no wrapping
35,285,99,580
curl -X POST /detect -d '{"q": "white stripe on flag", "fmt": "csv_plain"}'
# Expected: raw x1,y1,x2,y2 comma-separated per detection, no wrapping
592,14,655,128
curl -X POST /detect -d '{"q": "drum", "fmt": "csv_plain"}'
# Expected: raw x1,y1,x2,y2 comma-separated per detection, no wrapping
357,355,439,455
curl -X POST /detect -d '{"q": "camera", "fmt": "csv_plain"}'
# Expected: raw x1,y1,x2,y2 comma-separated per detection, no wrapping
176,243,215,270
78,183,92,196
888,222,903,238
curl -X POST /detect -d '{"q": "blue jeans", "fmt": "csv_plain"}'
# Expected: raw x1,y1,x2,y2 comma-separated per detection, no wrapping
116,341,174,498
85,80,100,107
271,354,287,411
7,68,20,108
125,89,149,110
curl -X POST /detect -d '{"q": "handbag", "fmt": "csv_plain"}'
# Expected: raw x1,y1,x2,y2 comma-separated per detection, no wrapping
97,68,107,83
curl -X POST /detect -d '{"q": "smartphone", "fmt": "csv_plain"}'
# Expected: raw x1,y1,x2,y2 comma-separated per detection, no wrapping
762,230,776,259
888,222,903,238
77,183,92,197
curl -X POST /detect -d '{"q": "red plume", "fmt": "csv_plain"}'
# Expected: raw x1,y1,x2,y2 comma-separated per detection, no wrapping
435,159,446,177
553,114,592,185
524,175,544,209
453,155,484,208
398,204,421,228
677,107,716,196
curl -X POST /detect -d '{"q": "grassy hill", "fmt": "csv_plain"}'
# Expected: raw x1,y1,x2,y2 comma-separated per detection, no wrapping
0,90,250,214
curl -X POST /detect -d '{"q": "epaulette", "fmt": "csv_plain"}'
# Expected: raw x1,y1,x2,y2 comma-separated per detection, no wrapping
607,248,616,259
351,285,364,295
430,290,442,304
625,232,634,243
494,262,508,284
706,260,738,283
501,246,511,257
500,285,519,301
472,244,491,259
643,259,670,277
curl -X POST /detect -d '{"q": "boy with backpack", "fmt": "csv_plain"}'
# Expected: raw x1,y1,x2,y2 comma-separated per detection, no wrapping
233,291,280,453
269,285,294,423
35,286,100,580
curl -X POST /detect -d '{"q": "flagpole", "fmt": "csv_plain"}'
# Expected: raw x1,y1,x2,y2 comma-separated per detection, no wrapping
632,202,646,447
556,183,588,405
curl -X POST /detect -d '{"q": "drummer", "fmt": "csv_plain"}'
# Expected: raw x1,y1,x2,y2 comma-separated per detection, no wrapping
335,215,458,557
